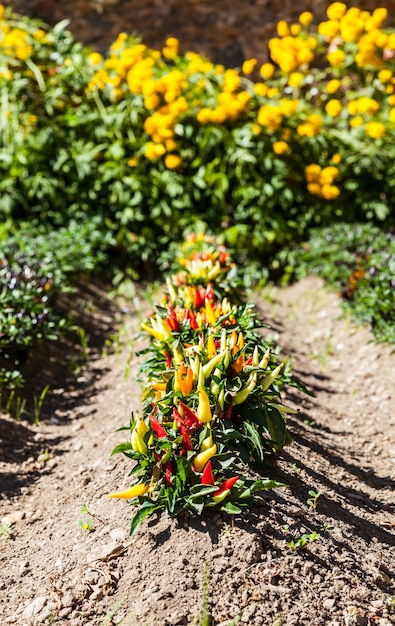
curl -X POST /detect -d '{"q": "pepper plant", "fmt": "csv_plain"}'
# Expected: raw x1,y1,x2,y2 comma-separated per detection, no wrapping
109,234,308,533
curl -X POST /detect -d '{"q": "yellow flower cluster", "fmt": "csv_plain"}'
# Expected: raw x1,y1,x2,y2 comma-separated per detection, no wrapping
256,99,299,132
197,90,251,125
318,4,394,70
268,24,317,74
296,113,322,137
305,164,340,199
0,25,32,61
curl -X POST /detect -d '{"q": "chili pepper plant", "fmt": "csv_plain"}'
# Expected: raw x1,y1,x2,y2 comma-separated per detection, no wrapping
110,234,308,534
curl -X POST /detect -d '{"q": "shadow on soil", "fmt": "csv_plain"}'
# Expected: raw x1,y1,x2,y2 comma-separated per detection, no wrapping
0,277,127,499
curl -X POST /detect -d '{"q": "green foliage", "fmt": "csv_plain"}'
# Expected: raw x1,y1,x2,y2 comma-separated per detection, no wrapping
1,4,394,272
0,219,111,409
278,222,395,344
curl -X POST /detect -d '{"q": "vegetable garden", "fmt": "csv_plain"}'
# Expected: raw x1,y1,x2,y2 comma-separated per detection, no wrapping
0,6,394,621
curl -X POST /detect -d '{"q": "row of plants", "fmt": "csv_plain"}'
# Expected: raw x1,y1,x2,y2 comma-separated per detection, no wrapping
0,219,112,406
276,222,395,344
109,234,309,533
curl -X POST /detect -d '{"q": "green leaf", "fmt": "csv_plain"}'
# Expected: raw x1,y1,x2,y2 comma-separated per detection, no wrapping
263,405,287,451
221,501,242,514
111,442,134,456
130,503,160,536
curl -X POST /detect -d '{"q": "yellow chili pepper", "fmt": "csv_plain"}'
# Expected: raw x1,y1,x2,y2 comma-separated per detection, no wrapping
135,416,149,437
259,347,271,369
205,298,217,326
232,371,258,406
108,483,149,499
206,334,217,359
131,429,148,455
203,350,227,380
260,362,284,392
212,488,230,504
197,385,212,423
141,322,166,342
200,433,213,451
194,444,217,472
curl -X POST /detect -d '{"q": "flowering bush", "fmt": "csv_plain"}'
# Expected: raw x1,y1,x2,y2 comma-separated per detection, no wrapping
109,234,308,533
1,2,394,270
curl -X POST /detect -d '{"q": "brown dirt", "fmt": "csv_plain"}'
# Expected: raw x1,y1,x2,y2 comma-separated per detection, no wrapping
0,276,394,626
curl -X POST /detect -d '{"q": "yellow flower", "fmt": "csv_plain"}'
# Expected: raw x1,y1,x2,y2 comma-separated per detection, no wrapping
259,63,275,80
257,104,283,131
365,121,385,139
299,11,313,27
378,70,392,84
254,82,268,97
144,94,161,110
325,99,342,117
144,142,166,160
305,164,322,183
327,49,345,67
326,79,340,94
297,113,322,137
0,4,5,19
318,20,340,39
321,184,340,200
165,139,177,151
307,183,322,196
372,8,388,27
277,20,290,37
196,108,213,124
88,51,103,65
331,153,342,164
350,115,363,128
162,36,179,59
164,154,182,169
267,87,279,98
356,97,380,115
222,69,240,93
327,2,347,21
347,100,358,116
273,141,289,155
288,72,304,87
127,157,138,167
242,58,257,75
319,166,338,185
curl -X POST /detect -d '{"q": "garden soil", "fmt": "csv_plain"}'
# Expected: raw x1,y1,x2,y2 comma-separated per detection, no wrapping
0,276,394,626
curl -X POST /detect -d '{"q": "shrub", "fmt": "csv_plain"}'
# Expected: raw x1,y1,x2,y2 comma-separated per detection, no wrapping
0,219,112,402
1,3,394,271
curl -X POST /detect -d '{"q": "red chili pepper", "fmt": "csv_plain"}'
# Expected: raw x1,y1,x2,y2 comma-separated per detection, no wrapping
172,407,193,453
201,460,215,485
223,404,233,420
166,305,180,332
205,283,215,303
149,414,167,438
164,351,172,368
165,462,173,486
178,401,200,430
214,476,239,496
